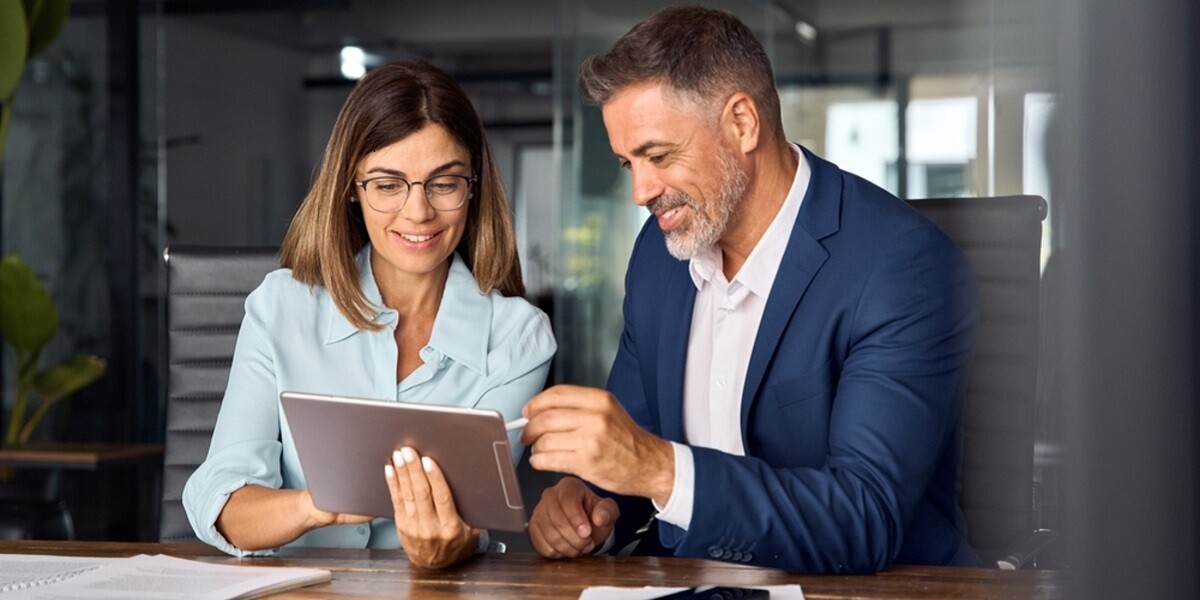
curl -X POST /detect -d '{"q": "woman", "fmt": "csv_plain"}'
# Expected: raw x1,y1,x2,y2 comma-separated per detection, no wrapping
182,62,555,568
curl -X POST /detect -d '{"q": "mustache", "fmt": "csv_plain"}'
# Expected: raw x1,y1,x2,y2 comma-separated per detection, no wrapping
646,193,695,214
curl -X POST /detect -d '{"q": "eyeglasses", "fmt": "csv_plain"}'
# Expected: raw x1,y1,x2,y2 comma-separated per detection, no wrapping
352,174,476,212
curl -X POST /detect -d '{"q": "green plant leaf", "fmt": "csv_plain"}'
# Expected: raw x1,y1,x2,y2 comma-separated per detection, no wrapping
0,254,58,354
20,354,105,445
32,354,106,400
25,0,69,59
0,2,29,101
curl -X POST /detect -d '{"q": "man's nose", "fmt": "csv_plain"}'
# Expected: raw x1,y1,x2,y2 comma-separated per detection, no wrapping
630,164,665,207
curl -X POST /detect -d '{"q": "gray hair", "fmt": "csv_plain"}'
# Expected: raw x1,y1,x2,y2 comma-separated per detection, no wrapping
578,5,782,133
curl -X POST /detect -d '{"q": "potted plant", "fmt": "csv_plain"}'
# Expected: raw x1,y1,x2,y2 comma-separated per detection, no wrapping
1,1,100,450
0,255,105,448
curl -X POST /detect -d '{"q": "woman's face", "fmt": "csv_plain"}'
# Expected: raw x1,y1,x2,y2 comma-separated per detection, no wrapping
353,124,472,284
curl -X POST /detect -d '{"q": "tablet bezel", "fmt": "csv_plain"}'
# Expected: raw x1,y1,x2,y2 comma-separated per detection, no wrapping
280,391,527,532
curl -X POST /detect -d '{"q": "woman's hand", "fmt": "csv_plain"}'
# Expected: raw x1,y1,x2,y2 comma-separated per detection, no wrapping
304,490,374,529
386,447,482,568
217,486,371,552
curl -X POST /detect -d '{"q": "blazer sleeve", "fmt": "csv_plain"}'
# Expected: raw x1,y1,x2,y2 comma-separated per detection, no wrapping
596,226,666,552
669,224,978,573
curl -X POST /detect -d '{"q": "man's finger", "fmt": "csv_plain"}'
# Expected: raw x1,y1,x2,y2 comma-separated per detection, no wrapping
541,486,594,551
528,518,564,559
590,497,619,530
523,385,608,418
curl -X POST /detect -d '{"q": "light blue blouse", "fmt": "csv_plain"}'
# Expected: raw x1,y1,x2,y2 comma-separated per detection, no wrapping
182,247,556,556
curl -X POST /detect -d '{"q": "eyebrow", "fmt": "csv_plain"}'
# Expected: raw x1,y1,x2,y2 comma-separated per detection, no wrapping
615,140,672,162
364,159,470,178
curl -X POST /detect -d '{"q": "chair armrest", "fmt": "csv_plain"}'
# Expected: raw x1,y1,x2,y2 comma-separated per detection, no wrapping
997,528,1060,569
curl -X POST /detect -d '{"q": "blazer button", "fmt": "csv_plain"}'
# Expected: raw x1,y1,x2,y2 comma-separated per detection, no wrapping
741,552,753,562
720,549,734,560
708,546,723,559
730,550,743,561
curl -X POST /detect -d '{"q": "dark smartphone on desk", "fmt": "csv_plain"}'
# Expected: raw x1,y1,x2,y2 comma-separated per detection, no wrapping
651,586,769,599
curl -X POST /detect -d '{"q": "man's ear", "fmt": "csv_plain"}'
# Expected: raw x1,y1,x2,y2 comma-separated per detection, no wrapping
722,92,761,155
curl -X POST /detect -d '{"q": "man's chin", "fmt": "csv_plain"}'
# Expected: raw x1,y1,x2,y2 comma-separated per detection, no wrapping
664,232,702,261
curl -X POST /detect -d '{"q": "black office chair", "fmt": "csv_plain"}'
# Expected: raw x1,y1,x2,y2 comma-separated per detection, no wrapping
160,246,279,543
906,195,1056,569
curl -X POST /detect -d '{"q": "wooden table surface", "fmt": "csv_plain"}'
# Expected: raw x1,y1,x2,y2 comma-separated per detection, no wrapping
0,443,163,470
0,540,1066,599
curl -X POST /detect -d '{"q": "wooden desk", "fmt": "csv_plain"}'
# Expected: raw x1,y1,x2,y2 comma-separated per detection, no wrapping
0,444,164,540
0,540,1066,599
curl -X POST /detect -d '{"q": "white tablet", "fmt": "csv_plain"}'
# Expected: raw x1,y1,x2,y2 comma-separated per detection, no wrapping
280,391,526,532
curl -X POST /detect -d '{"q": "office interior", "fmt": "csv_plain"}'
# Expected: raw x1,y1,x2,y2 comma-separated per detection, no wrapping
0,0,1195,597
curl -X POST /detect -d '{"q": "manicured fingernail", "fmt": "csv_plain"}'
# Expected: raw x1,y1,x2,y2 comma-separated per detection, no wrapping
401,447,415,463
421,457,433,473
393,450,404,464
385,464,395,478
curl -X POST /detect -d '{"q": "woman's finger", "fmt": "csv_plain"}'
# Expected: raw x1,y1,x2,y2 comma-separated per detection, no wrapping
420,456,462,526
400,447,441,526
392,449,419,519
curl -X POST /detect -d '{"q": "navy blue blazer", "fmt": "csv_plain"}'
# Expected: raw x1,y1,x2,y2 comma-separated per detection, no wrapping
602,147,981,573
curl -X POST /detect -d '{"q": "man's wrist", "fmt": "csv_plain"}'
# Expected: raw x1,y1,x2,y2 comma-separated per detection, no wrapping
647,437,676,505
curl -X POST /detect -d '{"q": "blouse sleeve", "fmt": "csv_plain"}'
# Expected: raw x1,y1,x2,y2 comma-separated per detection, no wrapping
181,284,284,557
474,305,556,460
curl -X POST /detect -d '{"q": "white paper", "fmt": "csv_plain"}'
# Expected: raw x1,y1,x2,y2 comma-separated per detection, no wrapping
0,555,119,592
579,584,804,600
2,554,329,600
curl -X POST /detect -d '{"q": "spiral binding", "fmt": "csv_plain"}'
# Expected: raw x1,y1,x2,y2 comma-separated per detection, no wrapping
0,565,102,592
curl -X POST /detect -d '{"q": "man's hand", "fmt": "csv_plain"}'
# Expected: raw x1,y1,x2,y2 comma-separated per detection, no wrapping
520,385,675,503
528,476,619,559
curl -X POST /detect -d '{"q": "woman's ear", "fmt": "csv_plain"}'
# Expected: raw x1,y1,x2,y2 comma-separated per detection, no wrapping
722,92,761,155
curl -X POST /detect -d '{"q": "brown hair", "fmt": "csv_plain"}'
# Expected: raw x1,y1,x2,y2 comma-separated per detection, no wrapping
578,5,783,135
280,61,524,331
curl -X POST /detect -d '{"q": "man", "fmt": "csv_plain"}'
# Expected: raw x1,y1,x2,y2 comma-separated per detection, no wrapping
519,5,980,573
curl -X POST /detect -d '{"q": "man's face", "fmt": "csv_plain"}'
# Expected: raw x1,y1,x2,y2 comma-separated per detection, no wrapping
601,82,748,260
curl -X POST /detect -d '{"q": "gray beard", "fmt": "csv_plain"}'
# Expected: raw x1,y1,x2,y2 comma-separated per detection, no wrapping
659,148,749,260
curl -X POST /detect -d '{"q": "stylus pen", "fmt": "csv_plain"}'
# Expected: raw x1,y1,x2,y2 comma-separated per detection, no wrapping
504,417,529,431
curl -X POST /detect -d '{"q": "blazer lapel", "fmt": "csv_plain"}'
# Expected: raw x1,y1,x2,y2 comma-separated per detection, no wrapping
741,148,843,434
657,263,697,443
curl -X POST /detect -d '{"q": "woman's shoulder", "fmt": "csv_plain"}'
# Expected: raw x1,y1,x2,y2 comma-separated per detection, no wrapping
483,292,556,356
245,268,329,315
487,292,549,330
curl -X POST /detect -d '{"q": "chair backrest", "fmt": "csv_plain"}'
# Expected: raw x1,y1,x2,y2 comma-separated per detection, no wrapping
905,195,1047,563
160,246,279,543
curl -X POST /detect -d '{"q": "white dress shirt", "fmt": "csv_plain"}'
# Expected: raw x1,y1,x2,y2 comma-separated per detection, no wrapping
653,145,811,530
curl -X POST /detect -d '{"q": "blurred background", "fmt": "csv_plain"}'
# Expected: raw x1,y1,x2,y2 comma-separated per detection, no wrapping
0,1,1195,597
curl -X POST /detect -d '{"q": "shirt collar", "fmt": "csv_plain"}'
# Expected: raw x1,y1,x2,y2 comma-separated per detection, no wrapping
324,247,491,375
687,144,811,300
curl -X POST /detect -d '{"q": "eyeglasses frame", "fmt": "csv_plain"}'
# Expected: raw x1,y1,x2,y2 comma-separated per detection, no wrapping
352,173,477,212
